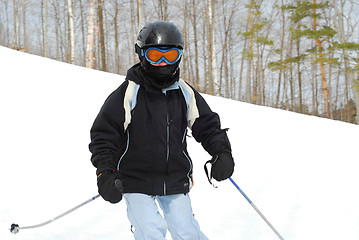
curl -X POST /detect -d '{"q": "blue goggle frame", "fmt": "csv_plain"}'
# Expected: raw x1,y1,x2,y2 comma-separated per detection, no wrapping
141,47,183,65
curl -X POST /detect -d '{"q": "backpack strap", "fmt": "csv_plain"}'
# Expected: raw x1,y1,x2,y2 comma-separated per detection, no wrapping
123,80,140,131
178,79,200,129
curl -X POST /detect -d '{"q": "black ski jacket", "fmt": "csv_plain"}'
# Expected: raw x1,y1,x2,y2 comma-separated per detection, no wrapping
89,63,231,196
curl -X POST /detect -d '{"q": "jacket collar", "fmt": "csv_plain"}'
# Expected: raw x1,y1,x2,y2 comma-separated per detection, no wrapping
125,63,179,93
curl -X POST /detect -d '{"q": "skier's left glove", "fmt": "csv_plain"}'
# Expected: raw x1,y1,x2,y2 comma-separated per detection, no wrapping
210,152,235,181
96,162,123,204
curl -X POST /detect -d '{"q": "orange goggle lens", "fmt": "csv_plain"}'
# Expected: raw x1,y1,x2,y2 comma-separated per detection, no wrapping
144,48,182,64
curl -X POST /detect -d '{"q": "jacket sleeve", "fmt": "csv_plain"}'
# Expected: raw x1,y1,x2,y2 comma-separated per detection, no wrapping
89,81,129,168
190,89,232,156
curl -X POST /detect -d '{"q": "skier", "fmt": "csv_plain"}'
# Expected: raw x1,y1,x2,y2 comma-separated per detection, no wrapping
89,20,235,240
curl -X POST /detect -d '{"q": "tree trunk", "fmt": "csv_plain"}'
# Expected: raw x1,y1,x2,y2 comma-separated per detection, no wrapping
85,0,96,69
130,0,136,65
313,0,330,118
114,1,120,73
297,37,303,113
22,1,27,51
68,0,75,64
158,0,168,21
183,0,188,83
97,0,107,71
202,13,208,93
13,0,18,48
192,0,200,90
43,0,47,57
239,17,249,101
52,1,60,61
276,0,285,108
4,1,10,46
207,0,219,96
79,0,87,65
353,77,359,124
206,0,213,94
137,0,142,32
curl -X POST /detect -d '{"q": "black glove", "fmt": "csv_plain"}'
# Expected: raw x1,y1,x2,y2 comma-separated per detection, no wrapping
210,152,234,181
96,163,123,204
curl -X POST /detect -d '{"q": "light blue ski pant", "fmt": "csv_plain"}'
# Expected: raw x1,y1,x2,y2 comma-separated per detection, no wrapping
123,193,209,240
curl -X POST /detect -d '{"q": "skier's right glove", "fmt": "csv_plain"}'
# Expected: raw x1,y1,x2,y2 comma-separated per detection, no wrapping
96,162,123,204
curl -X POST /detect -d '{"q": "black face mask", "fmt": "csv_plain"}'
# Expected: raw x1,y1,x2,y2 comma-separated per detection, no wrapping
140,57,181,89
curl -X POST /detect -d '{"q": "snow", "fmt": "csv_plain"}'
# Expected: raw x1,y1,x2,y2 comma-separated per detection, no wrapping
0,45,358,240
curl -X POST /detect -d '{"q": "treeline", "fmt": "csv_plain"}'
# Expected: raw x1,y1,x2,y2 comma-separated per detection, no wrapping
0,0,358,124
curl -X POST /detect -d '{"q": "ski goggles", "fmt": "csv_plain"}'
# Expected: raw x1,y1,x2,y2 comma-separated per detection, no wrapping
141,47,183,65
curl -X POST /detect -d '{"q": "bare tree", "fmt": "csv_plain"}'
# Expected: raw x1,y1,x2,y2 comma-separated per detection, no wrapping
1,0,11,46
191,0,200,89
67,0,75,64
97,0,106,71
114,0,120,73
79,0,87,64
158,0,168,20
21,0,27,50
137,0,142,32
207,0,219,95
41,0,48,57
51,0,60,61
85,0,96,68
13,0,18,48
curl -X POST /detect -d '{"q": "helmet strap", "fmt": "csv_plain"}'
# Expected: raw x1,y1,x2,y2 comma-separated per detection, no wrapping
135,43,141,55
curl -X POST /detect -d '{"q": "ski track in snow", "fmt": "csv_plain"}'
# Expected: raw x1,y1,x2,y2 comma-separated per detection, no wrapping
1,46,359,240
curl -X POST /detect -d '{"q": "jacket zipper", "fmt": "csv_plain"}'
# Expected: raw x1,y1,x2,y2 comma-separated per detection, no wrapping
164,95,171,196
182,129,193,189
165,112,172,195
117,130,130,171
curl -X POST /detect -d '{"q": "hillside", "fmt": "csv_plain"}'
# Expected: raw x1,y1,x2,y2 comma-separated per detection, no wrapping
1,46,359,240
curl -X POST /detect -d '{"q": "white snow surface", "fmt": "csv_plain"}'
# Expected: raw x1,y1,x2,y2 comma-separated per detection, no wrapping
1,46,359,240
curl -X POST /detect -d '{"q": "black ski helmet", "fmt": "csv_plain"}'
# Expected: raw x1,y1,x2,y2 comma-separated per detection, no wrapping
135,21,184,89
135,21,184,53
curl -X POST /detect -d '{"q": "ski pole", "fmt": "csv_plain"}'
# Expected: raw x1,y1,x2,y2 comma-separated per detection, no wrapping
10,194,100,234
229,177,284,240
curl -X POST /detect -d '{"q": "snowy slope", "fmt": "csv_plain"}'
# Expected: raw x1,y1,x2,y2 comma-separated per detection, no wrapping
1,46,359,240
